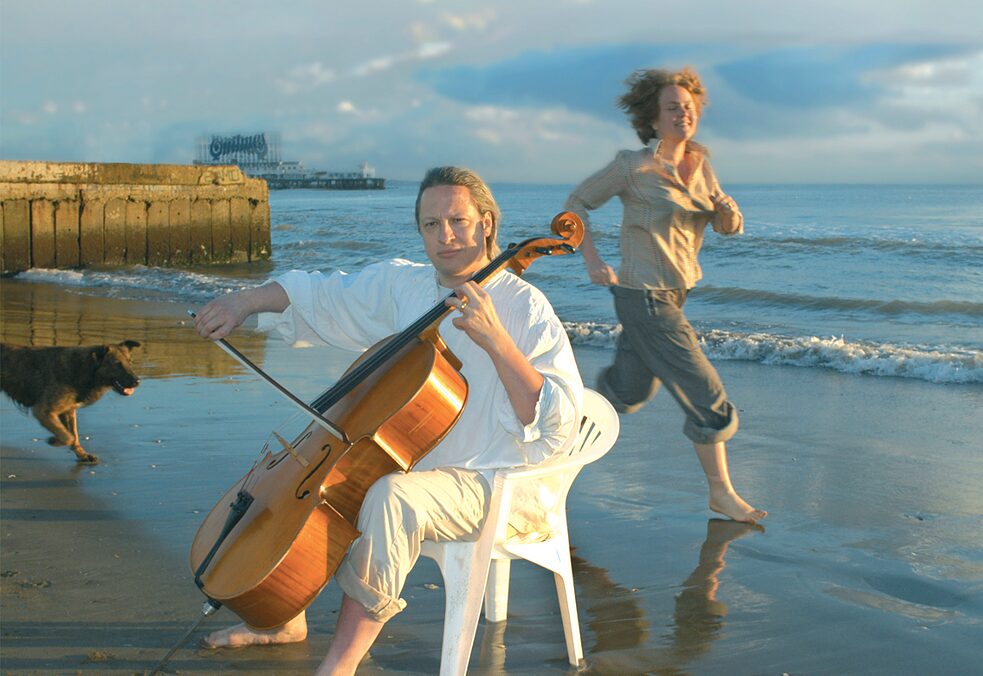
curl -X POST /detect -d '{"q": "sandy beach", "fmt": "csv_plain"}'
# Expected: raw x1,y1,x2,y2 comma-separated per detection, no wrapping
2,278,982,675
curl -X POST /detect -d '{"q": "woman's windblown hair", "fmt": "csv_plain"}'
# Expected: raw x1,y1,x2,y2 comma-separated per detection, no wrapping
618,67,707,144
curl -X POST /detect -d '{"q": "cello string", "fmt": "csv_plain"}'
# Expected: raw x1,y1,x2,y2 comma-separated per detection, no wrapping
308,239,530,413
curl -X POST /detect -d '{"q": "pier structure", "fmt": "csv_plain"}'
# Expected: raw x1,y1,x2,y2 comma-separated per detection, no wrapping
195,132,385,190
0,161,271,275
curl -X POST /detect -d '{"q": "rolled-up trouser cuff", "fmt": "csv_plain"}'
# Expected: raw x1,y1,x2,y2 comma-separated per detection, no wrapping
683,400,739,444
335,557,407,623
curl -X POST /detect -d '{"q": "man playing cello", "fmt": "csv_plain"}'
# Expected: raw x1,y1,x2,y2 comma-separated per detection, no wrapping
193,166,584,674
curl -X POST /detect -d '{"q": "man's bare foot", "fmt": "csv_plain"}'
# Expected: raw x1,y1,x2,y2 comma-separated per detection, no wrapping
202,614,308,649
709,489,767,524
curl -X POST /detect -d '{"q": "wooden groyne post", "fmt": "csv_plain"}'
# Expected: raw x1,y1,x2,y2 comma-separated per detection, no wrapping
0,161,271,275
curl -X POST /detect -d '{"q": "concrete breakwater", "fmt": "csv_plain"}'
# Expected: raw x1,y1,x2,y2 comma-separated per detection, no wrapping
0,161,271,275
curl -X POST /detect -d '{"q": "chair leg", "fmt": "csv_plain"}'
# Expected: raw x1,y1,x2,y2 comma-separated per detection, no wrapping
554,563,584,666
436,544,494,676
484,558,511,623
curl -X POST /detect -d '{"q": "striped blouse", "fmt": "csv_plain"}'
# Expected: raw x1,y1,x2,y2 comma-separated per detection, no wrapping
564,141,743,291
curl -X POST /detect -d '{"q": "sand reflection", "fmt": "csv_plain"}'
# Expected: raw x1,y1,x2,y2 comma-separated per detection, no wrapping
575,519,760,674
0,279,267,379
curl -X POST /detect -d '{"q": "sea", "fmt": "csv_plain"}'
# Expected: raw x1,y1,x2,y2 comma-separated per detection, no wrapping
14,182,983,385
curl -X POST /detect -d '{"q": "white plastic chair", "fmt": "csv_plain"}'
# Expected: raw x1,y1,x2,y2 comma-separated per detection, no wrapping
421,388,620,675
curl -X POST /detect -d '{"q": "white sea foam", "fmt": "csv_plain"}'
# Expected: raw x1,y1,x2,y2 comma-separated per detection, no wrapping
16,268,88,285
562,321,983,385
17,267,256,302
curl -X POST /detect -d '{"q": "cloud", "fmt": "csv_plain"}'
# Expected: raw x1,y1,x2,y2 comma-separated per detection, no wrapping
417,42,451,59
714,44,971,108
3,2,981,183
152,120,216,164
332,99,382,122
352,56,397,78
420,41,983,146
338,98,628,183
462,104,598,147
275,61,337,95
705,44,983,139
351,42,452,78
441,9,496,32
419,43,723,123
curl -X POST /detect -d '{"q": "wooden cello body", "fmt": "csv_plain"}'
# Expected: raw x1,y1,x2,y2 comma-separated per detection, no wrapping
189,212,583,629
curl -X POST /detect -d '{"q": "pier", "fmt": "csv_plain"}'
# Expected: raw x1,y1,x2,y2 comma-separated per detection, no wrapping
0,161,271,275
195,132,385,190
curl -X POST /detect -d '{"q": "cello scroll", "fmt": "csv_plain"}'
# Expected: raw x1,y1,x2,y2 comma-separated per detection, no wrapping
507,211,584,276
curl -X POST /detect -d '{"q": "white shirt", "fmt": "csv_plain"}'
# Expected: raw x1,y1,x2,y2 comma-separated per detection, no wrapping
257,259,583,477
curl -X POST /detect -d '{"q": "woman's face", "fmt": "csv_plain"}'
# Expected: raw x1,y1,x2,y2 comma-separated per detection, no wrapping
652,85,699,143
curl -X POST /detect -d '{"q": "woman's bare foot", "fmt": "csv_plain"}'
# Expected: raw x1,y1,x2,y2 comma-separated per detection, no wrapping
694,442,767,524
202,613,308,649
708,488,767,524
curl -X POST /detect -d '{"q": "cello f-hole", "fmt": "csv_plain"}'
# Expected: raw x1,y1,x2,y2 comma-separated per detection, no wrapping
294,444,335,500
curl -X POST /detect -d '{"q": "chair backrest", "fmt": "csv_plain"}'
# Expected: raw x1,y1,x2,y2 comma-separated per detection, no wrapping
567,388,620,467
498,389,619,543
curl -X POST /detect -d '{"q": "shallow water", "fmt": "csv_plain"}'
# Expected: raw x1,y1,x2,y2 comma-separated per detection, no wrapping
14,182,983,384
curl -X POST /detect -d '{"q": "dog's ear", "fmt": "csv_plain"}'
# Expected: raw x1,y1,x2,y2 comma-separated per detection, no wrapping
121,340,141,351
92,346,110,363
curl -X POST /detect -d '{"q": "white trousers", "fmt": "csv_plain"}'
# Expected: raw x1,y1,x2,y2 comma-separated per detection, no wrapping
334,467,491,622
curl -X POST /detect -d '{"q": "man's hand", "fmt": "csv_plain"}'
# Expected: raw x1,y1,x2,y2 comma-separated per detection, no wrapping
445,281,544,425
194,282,290,341
447,281,508,353
194,292,252,340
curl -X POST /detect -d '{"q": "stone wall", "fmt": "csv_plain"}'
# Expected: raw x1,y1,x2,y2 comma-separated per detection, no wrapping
0,161,271,274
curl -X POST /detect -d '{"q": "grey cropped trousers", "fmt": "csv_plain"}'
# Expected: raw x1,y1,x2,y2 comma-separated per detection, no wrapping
597,286,739,444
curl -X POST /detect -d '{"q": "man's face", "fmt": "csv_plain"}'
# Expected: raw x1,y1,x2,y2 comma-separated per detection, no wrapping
418,185,492,287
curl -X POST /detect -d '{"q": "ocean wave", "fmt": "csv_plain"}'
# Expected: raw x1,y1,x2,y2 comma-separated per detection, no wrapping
562,321,983,384
704,234,983,264
15,267,256,303
694,285,983,319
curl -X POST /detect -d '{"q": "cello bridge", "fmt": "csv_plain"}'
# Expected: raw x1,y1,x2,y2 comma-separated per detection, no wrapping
272,431,310,468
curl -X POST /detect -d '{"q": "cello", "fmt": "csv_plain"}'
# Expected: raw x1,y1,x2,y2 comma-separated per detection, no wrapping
187,211,584,631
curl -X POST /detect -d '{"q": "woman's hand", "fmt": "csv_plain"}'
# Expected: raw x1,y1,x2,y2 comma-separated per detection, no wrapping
587,262,619,286
577,225,619,286
711,192,743,235
711,192,739,213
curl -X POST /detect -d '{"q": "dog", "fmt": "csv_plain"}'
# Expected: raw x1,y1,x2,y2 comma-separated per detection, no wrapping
0,340,141,463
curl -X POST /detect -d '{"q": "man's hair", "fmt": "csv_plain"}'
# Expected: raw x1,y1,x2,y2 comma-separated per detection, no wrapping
415,166,501,258
618,67,707,145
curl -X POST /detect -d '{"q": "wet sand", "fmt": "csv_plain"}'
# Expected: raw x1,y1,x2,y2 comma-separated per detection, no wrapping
2,278,982,675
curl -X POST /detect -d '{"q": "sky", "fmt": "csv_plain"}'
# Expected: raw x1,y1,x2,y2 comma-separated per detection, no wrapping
2,0,982,184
